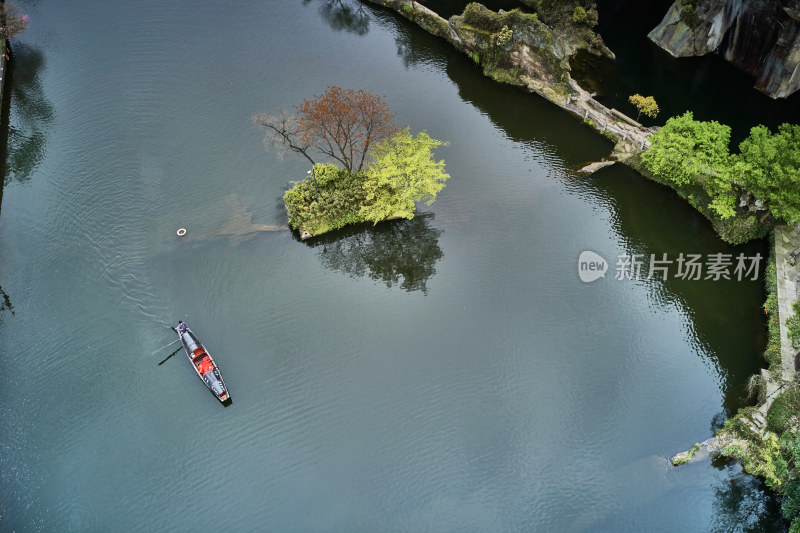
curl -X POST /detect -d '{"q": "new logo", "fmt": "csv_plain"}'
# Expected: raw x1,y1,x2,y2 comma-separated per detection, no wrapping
578,251,608,283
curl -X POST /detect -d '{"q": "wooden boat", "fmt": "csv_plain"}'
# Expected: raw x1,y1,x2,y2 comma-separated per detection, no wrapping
175,323,231,404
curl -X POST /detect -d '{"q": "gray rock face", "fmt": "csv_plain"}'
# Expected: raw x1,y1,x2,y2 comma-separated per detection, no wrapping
648,0,800,98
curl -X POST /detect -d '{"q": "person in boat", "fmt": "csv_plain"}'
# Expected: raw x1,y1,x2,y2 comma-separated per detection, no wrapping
178,321,187,334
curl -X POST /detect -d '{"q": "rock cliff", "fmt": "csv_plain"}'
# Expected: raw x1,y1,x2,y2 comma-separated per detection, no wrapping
648,0,800,98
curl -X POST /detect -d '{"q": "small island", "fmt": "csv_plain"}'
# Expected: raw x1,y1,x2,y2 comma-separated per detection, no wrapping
253,86,449,240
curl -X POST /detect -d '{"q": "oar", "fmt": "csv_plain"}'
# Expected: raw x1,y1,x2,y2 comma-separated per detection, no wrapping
151,338,180,355
157,346,182,366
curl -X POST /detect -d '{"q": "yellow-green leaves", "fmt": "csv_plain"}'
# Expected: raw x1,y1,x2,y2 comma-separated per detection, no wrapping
361,128,449,224
628,94,660,122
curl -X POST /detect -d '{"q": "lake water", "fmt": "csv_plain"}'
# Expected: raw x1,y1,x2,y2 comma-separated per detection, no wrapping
0,1,790,530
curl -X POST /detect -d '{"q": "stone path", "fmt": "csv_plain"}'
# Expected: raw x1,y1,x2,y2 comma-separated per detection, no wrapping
562,91,656,160
747,225,800,423
775,224,800,382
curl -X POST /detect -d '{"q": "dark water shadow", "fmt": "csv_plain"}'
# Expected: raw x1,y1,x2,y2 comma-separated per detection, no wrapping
307,0,370,36
586,164,769,416
2,43,54,185
590,0,800,144
0,43,11,215
580,164,787,529
0,285,13,320
708,466,788,533
306,213,444,294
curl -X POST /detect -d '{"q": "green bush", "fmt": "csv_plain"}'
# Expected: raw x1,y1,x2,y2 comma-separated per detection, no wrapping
679,0,701,27
462,2,503,32
572,6,587,23
788,300,800,343
767,386,800,433
283,164,368,235
462,4,540,33
722,443,747,459
763,252,782,370
711,213,770,245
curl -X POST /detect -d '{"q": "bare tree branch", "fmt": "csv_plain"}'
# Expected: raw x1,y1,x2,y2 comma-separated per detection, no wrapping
252,109,316,167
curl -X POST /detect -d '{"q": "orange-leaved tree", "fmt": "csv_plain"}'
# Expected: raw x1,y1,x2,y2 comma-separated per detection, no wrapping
253,87,398,174
296,86,398,173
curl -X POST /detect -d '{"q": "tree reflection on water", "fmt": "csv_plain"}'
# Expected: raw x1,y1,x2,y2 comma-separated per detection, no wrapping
307,213,444,293
3,43,54,185
309,0,370,36
709,466,787,532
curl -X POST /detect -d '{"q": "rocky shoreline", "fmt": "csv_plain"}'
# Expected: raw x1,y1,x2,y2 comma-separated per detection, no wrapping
363,1,656,162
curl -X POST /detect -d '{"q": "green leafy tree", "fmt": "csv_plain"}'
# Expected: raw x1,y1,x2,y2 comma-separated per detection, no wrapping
361,128,449,223
641,112,737,218
787,300,800,343
736,124,800,224
628,94,659,122
572,6,587,23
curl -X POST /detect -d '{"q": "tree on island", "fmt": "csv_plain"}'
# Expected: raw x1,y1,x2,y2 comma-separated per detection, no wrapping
628,94,659,122
253,86,398,173
254,87,449,237
361,128,449,223
0,3,29,40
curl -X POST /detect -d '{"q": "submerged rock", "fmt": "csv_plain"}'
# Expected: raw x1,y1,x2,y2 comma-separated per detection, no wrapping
649,0,800,98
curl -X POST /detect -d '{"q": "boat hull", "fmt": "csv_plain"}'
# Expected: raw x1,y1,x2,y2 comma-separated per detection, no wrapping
176,325,231,404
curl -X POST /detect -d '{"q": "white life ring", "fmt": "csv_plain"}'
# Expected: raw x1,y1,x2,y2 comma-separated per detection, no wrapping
177,228,187,237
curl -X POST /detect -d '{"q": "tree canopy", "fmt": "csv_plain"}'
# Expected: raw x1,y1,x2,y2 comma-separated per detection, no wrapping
641,111,732,186
253,86,398,174
360,128,449,223
628,94,659,122
641,112,800,224
737,124,800,224
641,112,736,218
297,86,398,173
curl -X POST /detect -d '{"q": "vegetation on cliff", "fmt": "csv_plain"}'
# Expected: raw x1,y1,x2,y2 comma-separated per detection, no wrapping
638,112,800,243
711,242,800,530
788,300,800,346
520,0,602,49
718,386,800,531
445,1,611,93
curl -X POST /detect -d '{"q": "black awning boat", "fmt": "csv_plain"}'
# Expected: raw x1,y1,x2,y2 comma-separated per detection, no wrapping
175,324,230,404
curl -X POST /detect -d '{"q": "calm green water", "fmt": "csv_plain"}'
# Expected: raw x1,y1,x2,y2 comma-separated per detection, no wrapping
0,1,788,530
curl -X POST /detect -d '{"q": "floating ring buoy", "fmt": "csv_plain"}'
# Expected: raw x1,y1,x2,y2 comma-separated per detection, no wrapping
177,228,187,237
